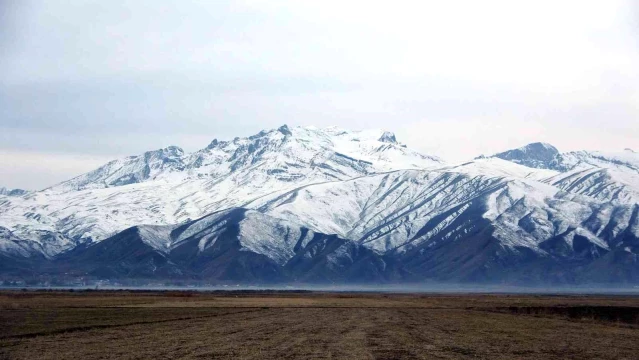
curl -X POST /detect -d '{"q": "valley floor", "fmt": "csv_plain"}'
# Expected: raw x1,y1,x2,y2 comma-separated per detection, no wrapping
1,291,638,359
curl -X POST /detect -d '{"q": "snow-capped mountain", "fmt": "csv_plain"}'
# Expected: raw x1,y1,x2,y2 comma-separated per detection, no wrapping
250,159,637,277
49,125,442,193
0,128,637,284
42,158,639,284
0,126,443,249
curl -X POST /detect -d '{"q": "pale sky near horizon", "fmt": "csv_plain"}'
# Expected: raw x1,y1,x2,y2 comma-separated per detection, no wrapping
1,0,638,190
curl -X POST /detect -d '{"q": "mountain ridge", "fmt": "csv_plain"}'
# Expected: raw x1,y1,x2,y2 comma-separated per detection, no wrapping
0,188,30,197
47,125,443,193
1,128,638,285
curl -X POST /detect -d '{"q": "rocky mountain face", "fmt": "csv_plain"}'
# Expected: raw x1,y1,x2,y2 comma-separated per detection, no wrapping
489,142,560,169
0,188,29,197
1,128,638,285
47,209,389,283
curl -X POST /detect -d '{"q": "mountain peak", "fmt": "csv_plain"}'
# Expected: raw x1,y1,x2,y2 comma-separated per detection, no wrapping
490,142,559,169
624,148,636,153
278,124,292,136
520,142,558,152
378,131,397,144
46,125,444,193
148,146,184,157
0,187,30,197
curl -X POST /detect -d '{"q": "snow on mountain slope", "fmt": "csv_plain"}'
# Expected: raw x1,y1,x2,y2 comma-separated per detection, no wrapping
0,223,79,259
0,125,444,254
488,143,639,204
0,227,40,258
550,149,639,172
172,208,318,265
123,208,318,265
543,166,639,205
251,159,635,260
48,146,187,192
545,150,639,204
441,158,559,181
54,208,386,283
251,169,506,253
136,225,175,254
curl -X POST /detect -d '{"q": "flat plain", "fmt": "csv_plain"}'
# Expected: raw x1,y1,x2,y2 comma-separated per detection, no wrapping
1,290,638,359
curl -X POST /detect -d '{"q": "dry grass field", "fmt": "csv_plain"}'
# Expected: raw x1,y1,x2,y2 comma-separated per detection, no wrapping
1,290,639,359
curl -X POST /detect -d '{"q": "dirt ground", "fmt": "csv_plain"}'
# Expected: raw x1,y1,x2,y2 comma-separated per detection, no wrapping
1,290,638,359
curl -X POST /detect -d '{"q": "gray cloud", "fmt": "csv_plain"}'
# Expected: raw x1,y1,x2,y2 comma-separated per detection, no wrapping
1,0,638,190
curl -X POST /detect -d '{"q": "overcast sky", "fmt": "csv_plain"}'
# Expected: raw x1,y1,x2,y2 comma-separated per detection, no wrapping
1,0,638,190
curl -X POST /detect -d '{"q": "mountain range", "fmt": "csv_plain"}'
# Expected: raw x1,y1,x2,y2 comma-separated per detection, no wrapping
1,126,638,285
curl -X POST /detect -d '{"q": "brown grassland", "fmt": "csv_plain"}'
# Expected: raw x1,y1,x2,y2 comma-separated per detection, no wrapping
1,290,638,359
